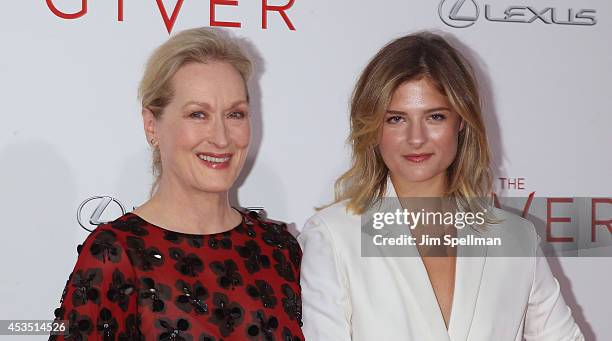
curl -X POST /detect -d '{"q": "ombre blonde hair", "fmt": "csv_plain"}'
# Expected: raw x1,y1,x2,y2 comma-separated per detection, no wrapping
333,31,493,216
137,27,252,194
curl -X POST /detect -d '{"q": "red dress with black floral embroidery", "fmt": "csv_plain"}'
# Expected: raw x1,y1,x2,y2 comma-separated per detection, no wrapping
50,209,304,341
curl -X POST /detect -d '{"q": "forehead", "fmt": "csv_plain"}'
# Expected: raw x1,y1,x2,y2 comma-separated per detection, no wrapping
388,77,449,109
170,61,247,103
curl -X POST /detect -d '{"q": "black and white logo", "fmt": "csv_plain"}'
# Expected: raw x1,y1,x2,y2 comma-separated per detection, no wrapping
439,0,597,28
77,196,126,232
439,0,479,28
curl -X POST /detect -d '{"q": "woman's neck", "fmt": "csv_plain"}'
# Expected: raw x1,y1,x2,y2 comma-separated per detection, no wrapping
133,176,241,234
390,172,448,198
391,173,454,239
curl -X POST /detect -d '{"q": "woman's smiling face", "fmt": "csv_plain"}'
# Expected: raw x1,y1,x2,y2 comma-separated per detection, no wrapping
143,61,250,194
379,76,463,195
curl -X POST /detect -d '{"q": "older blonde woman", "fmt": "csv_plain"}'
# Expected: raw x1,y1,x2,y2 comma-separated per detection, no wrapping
298,32,583,341
50,28,304,341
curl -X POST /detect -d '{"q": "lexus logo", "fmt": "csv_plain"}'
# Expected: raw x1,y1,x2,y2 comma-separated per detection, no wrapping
76,196,266,232
77,196,126,232
439,0,597,28
439,0,479,28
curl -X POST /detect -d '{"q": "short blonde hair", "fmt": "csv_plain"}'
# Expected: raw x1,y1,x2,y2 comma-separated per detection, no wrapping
333,31,493,216
138,27,252,193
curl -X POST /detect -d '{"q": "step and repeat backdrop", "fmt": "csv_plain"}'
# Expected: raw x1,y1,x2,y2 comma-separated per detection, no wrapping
0,0,610,339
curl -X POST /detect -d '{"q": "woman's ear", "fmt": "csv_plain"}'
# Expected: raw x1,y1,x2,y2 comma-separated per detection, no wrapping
142,107,158,146
459,118,465,132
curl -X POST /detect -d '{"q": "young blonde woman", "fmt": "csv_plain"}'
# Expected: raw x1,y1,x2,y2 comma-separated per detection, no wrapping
298,32,583,341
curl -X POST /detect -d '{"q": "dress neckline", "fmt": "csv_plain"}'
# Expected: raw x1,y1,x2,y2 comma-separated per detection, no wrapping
125,208,246,237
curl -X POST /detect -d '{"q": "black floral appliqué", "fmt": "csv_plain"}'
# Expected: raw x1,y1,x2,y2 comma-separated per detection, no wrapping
156,318,192,341
261,223,301,268
210,259,243,290
53,307,65,320
282,327,303,341
209,293,244,337
186,235,205,248
139,277,171,313
96,307,118,341
118,314,144,341
246,310,278,341
112,215,150,236
208,233,232,250
272,250,295,282
125,236,164,271
106,269,135,311
281,284,302,326
236,240,271,274
90,230,123,263
175,279,209,314
284,238,301,269
169,247,204,277
235,218,257,238
65,310,93,341
165,232,206,249
71,268,103,306
261,223,287,248
247,280,277,309
164,231,183,244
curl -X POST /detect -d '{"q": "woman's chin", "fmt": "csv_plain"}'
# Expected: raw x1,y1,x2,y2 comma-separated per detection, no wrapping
191,179,235,194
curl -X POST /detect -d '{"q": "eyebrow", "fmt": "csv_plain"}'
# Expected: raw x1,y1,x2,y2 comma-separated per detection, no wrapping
385,106,452,115
182,100,248,110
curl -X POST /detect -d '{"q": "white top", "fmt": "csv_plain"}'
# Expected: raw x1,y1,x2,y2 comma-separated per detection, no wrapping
298,182,584,341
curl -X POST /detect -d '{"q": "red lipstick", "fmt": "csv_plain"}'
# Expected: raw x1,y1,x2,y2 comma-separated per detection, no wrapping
196,152,232,170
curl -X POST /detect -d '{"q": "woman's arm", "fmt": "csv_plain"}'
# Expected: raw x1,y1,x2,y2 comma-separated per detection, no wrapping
50,226,140,341
523,234,584,341
298,215,353,341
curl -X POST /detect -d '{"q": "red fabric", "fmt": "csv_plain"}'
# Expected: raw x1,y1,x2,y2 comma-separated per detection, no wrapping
50,210,304,341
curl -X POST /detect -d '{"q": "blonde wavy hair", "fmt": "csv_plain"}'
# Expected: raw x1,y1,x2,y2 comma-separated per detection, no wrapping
332,31,493,216
137,27,252,194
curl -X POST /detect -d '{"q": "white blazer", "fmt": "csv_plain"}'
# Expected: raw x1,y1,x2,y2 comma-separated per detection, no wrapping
298,184,583,341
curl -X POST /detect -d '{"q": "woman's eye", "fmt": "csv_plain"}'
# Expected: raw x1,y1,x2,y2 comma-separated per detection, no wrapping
228,111,247,119
386,115,404,124
429,113,446,121
189,111,207,119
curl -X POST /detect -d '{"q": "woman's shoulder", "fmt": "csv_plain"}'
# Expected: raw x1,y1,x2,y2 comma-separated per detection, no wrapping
303,200,361,233
241,209,302,260
83,212,151,239
484,207,539,256
75,212,148,260
242,209,292,235
299,200,364,256
488,207,537,235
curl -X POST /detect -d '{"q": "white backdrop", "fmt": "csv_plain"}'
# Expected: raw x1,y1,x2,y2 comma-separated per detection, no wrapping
0,0,610,339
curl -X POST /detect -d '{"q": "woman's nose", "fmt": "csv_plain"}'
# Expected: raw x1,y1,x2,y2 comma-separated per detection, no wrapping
406,120,427,148
208,116,230,148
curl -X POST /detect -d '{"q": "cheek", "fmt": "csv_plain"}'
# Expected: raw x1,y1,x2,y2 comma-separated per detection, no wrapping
379,127,405,159
229,122,250,149
429,126,459,161
170,124,200,148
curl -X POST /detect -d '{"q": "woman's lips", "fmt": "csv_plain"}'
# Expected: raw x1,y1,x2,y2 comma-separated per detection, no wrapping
196,153,232,169
403,153,433,163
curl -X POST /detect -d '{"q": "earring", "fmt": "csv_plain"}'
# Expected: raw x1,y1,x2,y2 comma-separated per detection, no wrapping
150,138,157,146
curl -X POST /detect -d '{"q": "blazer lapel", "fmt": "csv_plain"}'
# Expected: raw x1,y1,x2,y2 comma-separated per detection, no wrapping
447,224,488,341
375,179,452,341
375,178,491,341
